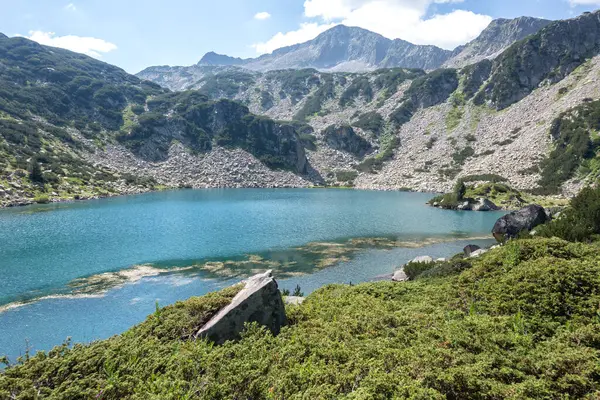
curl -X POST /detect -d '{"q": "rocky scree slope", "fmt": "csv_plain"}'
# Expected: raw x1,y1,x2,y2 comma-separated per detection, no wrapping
138,10,600,195
0,35,318,207
139,16,551,76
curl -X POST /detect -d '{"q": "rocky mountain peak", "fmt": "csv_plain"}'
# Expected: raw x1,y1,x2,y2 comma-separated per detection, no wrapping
444,16,552,68
198,51,245,66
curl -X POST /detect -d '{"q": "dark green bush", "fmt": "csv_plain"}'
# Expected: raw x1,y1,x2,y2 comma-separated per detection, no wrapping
537,186,600,242
403,260,435,280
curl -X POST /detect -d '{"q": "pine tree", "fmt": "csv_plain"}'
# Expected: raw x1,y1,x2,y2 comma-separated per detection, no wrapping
29,159,44,184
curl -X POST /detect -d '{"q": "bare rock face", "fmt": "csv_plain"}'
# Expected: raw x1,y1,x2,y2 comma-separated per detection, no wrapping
492,205,550,242
196,270,287,344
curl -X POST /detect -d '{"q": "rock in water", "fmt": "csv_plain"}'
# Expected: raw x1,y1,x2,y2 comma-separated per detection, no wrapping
492,205,550,242
463,244,482,257
196,270,287,344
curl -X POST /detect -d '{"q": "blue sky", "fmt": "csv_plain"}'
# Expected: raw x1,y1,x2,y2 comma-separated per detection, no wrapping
0,0,598,74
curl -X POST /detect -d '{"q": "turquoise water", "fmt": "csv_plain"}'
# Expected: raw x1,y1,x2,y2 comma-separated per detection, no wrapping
0,189,503,361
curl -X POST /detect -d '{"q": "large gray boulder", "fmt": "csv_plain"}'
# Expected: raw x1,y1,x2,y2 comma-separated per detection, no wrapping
492,205,550,242
196,270,287,344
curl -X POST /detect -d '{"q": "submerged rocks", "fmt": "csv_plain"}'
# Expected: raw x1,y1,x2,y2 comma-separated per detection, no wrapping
196,270,287,344
492,205,550,242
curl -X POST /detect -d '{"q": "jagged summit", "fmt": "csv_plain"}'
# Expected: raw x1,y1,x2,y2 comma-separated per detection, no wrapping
198,51,245,66
151,16,551,74
445,16,552,68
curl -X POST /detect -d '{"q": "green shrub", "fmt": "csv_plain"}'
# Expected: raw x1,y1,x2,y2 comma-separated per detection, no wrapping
335,170,358,183
352,112,384,135
537,186,600,242
452,146,475,165
403,260,435,280
339,76,373,107
33,194,50,204
538,99,600,193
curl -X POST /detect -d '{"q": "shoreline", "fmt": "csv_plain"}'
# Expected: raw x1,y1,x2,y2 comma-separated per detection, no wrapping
0,234,495,314
0,185,446,210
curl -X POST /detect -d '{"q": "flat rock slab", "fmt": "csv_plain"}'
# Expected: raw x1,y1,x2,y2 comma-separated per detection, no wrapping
196,270,287,344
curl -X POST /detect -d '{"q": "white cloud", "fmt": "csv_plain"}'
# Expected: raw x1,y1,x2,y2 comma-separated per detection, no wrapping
253,0,492,54
254,12,272,20
252,22,337,54
568,0,600,4
23,31,117,58
65,3,77,11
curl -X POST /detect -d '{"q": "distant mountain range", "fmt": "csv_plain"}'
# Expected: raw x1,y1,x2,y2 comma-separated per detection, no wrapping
139,16,551,76
1,10,599,208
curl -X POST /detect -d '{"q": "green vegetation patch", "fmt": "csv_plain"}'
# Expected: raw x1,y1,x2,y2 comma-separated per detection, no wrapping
352,111,384,135
339,76,373,107
537,99,600,194
4,235,600,398
294,74,335,121
355,133,400,173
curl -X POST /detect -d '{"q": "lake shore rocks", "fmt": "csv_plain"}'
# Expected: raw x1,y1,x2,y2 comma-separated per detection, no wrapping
196,270,287,344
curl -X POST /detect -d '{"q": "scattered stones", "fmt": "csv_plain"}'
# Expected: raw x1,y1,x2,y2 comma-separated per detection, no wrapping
492,205,551,242
196,270,287,344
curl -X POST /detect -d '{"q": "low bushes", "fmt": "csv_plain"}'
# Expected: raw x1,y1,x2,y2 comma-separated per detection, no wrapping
4,238,600,399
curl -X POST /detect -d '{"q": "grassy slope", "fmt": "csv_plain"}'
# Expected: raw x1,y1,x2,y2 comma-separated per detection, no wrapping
2,238,600,399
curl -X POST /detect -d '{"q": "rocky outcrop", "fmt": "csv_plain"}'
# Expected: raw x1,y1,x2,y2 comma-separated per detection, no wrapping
322,125,372,157
196,270,287,344
445,17,552,69
198,52,245,66
472,198,500,212
476,10,600,110
492,205,550,242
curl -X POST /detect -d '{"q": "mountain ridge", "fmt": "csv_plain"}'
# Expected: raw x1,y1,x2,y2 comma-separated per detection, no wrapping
183,16,552,73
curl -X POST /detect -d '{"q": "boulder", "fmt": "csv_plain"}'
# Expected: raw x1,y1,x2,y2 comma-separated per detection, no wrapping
469,249,488,258
457,201,472,211
283,296,305,306
463,244,481,257
392,269,409,282
196,270,287,344
472,198,500,212
492,205,550,242
411,256,434,264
